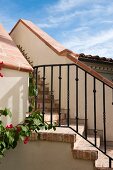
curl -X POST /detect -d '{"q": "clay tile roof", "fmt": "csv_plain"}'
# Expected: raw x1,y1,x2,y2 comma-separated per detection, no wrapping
79,53,113,64
0,24,33,72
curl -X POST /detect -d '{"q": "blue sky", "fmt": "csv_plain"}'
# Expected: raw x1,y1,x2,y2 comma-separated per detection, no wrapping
0,0,113,57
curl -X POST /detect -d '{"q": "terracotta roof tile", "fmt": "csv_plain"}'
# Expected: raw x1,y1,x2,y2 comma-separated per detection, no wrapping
0,24,33,72
79,53,113,64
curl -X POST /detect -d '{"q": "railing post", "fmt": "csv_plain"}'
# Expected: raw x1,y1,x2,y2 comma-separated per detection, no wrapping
75,66,79,132
50,66,53,125
109,158,112,168
85,72,87,139
34,67,38,110
58,66,62,126
42,66,46,123
67,65,70,127
103,83,106,153
93,77,97,146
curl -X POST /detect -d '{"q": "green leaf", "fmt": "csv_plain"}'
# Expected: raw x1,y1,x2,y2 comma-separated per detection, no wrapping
21,125,27,132
19,135,25,141
33,118,40,126
0,108,12,117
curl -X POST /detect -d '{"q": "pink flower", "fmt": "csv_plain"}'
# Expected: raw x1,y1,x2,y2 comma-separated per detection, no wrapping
24,137,29,144
6,124,13,129
0,73,3,77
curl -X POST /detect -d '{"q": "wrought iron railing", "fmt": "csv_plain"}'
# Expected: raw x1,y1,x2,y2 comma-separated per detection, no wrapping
33,63,113,168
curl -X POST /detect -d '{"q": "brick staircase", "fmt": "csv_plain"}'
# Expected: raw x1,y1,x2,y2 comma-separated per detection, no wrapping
17,45,113,169
13,50,113,170
35,72,67,123
29,71,113,169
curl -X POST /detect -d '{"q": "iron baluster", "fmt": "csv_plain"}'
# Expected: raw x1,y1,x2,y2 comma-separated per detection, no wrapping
50,66,53,125
85,72,87,139
58,66,62,126
75,66,79,132
103,83,106,153
34,68,38,110
109,158,112,168
42,66,46,123
67,65,70,127
93,77,97,146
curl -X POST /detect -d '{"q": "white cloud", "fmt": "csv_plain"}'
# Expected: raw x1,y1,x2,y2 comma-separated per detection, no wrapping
38,23,53,28
62,28,113,57
47,0,91,13
38,11,78,28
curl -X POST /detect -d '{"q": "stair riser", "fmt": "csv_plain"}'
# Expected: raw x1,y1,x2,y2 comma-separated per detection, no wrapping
38,86,49,91
37,103,59,109
37,95,54,100
38,91,51,95
37,108,67,114
37,98,57,103
44,113,66,122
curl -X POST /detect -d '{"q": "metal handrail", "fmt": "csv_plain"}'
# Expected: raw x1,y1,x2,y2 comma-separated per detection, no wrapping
33,63,113,168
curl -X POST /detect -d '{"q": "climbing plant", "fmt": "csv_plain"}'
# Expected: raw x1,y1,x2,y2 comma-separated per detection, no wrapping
0,108,55,157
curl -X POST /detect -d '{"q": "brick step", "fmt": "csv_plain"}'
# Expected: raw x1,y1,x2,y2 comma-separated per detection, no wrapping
38,86,49,92
44,112,66,122
30,126,97,168
95,145,113,168
26,112,66,123
37,108,68,114
61,118,86,125
37,102,59,109
87,135,101,148
38,90,52,95
37,82,49,86
72,132,99,163
37,94,54,100
37,98,58,103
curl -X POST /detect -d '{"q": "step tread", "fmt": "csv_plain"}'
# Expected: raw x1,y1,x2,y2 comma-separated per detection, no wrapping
95,146,113,168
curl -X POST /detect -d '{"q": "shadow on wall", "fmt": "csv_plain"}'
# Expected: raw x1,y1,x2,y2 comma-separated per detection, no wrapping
0,77,28,126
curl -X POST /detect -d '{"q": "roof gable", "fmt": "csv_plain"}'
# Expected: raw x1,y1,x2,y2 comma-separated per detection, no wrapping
10,19,78,57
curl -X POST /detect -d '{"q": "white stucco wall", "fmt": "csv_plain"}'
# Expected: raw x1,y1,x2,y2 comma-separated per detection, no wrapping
0,141,94,170
10,22,73,115
10,22,113,141
0,68,29,126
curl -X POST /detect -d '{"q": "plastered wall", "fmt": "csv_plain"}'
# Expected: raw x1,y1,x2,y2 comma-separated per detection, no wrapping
0,68,29,126
0,141,94,170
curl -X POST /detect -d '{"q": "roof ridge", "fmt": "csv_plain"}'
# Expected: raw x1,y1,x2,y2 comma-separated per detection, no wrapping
79,53,113,64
